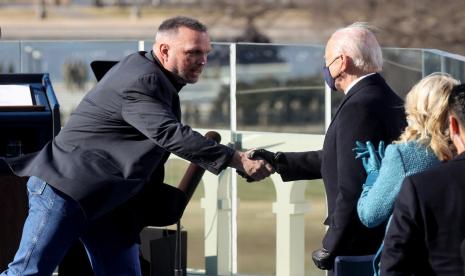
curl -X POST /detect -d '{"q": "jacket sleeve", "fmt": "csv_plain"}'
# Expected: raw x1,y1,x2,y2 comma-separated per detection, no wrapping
381,177,428,275
121,75,234,175
322,100,389,254
357,144,407,227
277,150,323,181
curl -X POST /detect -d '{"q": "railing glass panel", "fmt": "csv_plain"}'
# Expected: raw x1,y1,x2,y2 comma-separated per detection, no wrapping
18,40,138,123
235,43,326,134
0,42,21,74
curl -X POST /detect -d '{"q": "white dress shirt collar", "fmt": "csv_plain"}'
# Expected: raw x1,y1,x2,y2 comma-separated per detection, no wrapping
344,72,377,95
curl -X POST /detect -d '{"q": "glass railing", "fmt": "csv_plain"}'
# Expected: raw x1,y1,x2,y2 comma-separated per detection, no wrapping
12,41,138,122
1,40,465,275
235,43,326,134
3,41,464,129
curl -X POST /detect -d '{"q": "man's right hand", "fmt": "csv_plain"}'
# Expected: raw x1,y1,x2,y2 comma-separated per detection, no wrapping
247,149,279,168
229,150,274,181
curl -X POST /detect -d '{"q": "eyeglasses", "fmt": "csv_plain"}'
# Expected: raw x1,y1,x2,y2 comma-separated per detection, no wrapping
325,55,342,68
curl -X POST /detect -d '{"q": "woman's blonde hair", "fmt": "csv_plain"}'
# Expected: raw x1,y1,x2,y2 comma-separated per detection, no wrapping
397,73,459,161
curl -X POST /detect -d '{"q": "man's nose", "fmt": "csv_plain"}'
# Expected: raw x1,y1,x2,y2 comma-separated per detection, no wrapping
199,54,207,65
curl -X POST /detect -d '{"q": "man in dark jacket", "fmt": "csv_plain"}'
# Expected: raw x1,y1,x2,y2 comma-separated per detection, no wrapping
381,84,465,276
250,23,406,275
0,16,273,276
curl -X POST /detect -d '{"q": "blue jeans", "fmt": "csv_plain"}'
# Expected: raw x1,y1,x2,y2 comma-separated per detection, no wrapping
1,176,142,276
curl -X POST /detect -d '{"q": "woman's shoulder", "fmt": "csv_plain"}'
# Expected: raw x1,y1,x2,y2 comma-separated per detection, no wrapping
384,142,413,155
394,141,431,154
388,141,439,172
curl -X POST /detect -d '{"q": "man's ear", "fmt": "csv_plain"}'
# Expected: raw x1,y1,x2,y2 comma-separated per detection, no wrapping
449,114,465,154
340,54,349,72
450,115,460,137
158,43,170,63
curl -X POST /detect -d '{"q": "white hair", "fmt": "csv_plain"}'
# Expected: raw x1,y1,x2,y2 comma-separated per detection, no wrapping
331,22,383,73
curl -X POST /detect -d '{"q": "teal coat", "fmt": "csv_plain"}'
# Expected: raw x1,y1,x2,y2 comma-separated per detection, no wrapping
357,141,440,275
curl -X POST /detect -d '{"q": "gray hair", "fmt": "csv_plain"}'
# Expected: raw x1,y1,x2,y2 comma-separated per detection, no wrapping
449,83,465,127
331,22,383,73
156,16,207,41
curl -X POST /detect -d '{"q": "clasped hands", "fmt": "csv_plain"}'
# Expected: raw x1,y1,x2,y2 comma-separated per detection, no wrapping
231,149,276,182
232,149,280,182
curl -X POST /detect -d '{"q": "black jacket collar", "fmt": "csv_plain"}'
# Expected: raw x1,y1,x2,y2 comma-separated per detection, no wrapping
345,73,383,99
146,51,186,92
453,151,465,162
328,73,384,128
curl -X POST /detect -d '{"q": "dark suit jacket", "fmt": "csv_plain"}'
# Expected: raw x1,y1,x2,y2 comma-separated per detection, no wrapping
461,239,465,275
381,152,465,276
277,73,406,255
7,51,235,220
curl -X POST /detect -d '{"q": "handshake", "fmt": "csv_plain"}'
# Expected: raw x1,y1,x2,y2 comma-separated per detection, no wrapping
230,149,283,182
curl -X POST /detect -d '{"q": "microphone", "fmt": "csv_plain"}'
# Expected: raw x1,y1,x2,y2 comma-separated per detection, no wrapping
174,131,221,276
177,131,221,202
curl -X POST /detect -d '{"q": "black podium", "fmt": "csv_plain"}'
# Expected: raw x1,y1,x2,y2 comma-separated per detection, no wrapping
0,73,60,271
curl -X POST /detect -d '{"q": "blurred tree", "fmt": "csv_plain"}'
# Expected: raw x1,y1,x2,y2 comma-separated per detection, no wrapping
7,63,15,73
204,0,293,43
131,0,141,19
63,60,89,91
296,0,465,56
235,18,270,43
93,0,103,7
36,0,47,19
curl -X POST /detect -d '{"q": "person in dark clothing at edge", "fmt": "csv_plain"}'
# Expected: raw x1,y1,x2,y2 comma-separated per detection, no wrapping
0,16,274,276
381,84,465,276
246,22,407,275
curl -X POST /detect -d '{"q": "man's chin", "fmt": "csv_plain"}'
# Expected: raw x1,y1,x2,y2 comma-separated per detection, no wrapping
185,75,201,84
184,78,198,84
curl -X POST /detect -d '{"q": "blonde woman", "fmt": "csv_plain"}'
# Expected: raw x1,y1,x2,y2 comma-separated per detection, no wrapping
353,73,459,274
